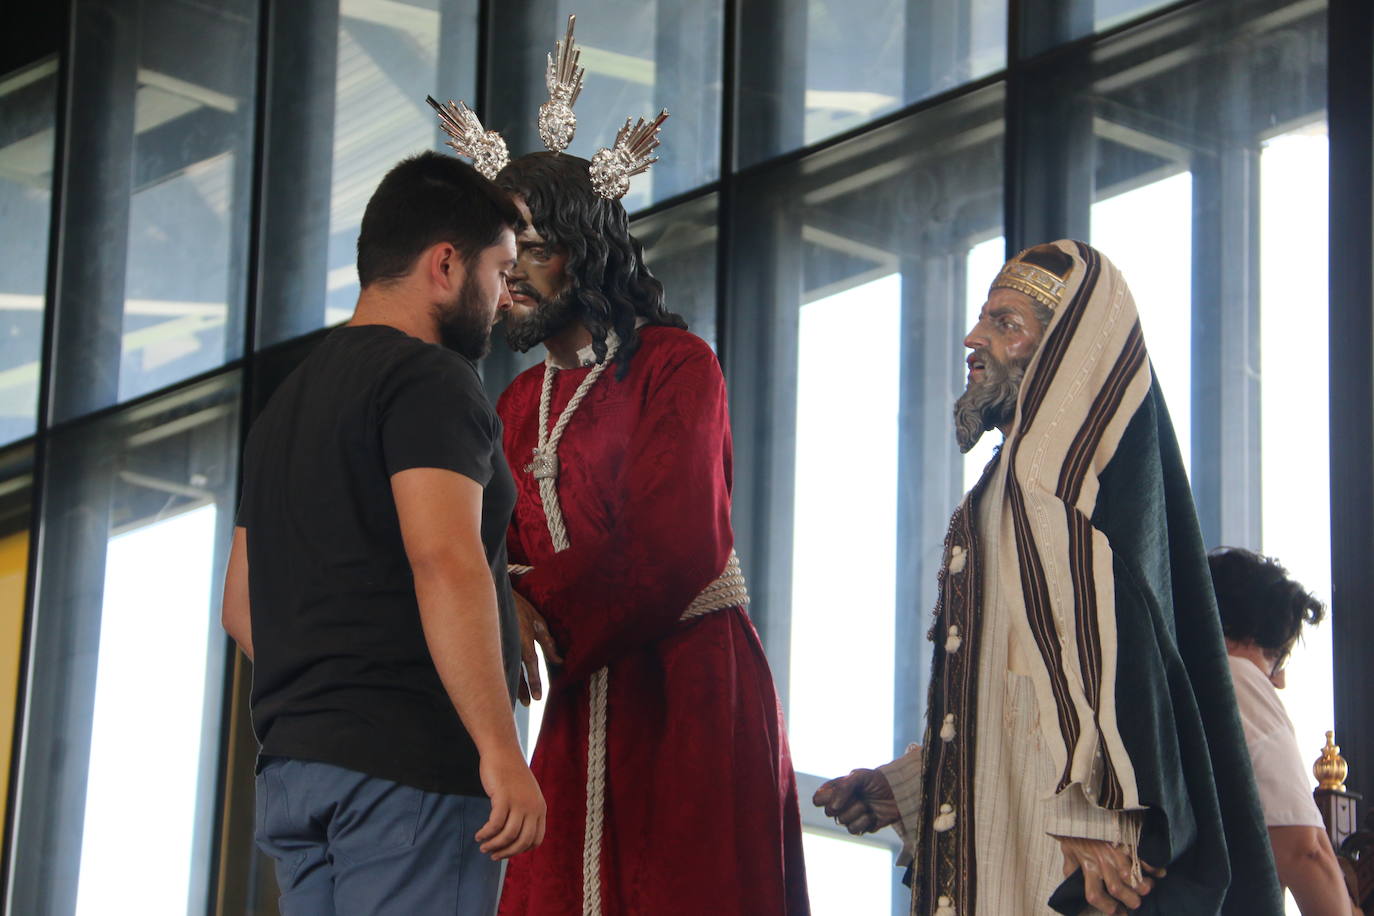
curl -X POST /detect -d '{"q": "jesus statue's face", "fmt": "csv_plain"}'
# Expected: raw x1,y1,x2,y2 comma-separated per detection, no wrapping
953,288,1047,453
504,194,579,352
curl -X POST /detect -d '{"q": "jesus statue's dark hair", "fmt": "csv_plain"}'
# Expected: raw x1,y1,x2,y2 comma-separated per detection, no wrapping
496,152,687,379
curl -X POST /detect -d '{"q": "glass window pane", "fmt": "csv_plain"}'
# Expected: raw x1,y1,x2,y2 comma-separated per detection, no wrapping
633,193,718,348
737,0,1006,167
9,374,241,915
257,0,481,347
0,58,56,445
727,88,1004,797
1021,0,1176,56
1259,124,1332,764
802,830,895,915
488,1,722,212
51,1,259,420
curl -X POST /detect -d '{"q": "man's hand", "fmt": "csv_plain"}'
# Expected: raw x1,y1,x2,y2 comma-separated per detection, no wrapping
1056,836,1165,914
812,768,901,836
475,748,546,860
514,591,562,706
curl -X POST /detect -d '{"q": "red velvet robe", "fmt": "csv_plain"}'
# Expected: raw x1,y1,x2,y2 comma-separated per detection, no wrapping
495,326,809,915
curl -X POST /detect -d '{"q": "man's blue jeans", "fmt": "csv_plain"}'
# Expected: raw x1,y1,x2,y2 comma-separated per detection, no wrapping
255,756,503,915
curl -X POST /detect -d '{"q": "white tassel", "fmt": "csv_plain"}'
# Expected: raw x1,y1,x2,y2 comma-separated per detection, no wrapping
947,545,966,574
935,895,957,916
933,803,956,832
945,625,962,654
940,713,956,742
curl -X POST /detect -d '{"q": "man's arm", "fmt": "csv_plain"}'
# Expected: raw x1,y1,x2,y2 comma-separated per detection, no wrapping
1269,826,1353,915
220,526,253,661
392,467,545,860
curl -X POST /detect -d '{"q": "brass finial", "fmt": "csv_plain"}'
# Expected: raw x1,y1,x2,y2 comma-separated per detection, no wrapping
1314,730,1348,791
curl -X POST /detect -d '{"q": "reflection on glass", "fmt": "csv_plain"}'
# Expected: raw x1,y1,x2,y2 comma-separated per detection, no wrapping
739,0,1004,166
790,274,899,778
51,1,258,420
0,57,56,443
963,236,1006,492
634,194,718,348
1091,171,1193,473
76,504,218,915
1259,124,1332,768
121,147,240,401
804,0,1003,144
1021,0,1176,56
490,0,722,212
802,830,893,915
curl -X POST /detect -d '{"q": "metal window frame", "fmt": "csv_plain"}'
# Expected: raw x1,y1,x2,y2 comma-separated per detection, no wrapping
0,0,1368,911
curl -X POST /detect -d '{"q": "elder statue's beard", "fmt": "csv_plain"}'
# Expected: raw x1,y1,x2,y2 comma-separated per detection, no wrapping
505,282,581,353
954,348,1028,453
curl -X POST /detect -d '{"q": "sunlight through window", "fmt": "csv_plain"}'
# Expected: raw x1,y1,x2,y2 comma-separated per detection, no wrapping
76,504,218,916
790,274,901,779
1092,172,1194,474
1259,125,1333,778
803,830,894,915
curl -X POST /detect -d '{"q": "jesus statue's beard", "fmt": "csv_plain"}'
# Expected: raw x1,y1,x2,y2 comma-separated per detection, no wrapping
505,284,582,353
953,349,1027,453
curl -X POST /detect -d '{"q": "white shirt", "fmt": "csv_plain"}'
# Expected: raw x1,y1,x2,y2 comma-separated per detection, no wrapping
1226,655,1326,829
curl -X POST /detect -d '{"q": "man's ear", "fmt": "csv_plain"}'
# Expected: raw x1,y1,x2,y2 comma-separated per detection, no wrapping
424,241,462,294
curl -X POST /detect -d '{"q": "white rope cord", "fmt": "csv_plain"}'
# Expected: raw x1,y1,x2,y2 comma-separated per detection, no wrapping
515,341,748,916
531,338,620,553
582,667,609,916
526,342,618,916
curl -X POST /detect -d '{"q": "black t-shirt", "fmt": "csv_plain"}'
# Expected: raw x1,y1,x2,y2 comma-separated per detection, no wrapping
238,325,519,797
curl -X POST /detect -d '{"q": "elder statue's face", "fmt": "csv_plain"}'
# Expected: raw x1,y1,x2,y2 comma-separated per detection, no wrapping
953,288,1047,453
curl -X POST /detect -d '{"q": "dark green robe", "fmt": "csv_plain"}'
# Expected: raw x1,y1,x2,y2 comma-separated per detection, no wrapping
1046,379,1283,915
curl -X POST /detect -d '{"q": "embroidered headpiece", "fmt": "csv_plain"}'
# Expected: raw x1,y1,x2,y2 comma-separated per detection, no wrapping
990,244,1075,310
426,14,668,201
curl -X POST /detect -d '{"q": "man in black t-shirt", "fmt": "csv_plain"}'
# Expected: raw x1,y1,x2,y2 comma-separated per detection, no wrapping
221,153,544,916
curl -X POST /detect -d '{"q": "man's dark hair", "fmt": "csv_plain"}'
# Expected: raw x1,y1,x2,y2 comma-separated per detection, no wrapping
1208,546,1325,658
357,151,519,288
496,152,685,379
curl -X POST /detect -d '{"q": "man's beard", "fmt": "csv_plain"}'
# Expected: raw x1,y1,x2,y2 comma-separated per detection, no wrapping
504,282,581,353
954,348,1028,453
435,269,493,361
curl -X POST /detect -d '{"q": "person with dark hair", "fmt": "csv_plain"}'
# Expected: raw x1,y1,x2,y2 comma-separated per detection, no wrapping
814,242,1282,915
1210,547,1351,915
221,151,544,915
490,150,809,916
